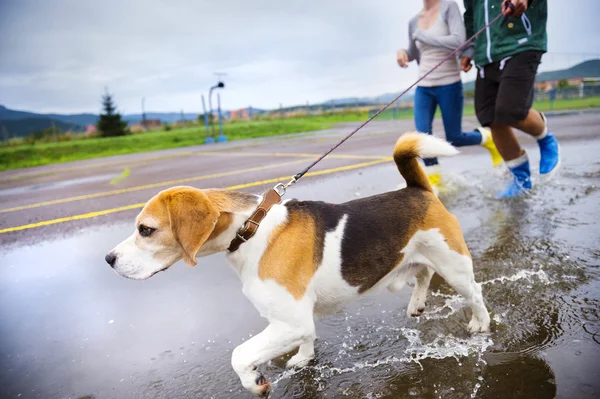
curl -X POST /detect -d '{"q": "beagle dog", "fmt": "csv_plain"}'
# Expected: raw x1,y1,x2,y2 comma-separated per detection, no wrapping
106,133,491,397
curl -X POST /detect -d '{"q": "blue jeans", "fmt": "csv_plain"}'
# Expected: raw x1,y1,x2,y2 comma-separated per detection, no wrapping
414,81,482,166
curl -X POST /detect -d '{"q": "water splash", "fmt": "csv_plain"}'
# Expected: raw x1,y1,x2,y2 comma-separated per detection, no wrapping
418,269,552,322
481,269,550,286
272,268,549,390
272,328,493,385
401,328,492,369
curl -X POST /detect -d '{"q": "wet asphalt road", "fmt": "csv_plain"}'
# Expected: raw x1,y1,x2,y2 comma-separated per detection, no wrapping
1,113,599,399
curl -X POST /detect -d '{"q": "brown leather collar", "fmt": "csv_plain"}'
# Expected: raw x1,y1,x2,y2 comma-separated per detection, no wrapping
227,188,282,253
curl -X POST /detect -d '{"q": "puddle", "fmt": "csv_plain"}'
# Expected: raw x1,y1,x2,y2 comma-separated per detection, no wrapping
1,140,599,398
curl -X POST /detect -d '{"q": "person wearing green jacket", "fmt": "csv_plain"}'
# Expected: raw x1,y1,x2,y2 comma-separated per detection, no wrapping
461,0,560,197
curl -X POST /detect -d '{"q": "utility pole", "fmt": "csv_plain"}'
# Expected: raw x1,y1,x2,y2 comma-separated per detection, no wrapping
141,97,147,130
2,125,9,142
201,94,212,143
217,92,226,142
180,109,184,126
201,72,229,143
51,119,57,142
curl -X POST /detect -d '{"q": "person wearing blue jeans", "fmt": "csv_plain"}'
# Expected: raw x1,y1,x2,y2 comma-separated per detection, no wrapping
398,0,501,194
414,80,496,162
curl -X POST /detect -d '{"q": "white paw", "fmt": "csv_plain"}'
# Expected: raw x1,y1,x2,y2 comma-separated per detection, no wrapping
407,298,426,317
286,352,314,369
468,314,491,333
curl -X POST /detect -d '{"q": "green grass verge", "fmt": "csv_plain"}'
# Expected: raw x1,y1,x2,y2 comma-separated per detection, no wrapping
373,96,600,120
0,115,365,171
531,96,600,112
1,97,598,171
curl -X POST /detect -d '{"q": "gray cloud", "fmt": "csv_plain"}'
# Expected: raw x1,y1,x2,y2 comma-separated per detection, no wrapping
1,0,599,113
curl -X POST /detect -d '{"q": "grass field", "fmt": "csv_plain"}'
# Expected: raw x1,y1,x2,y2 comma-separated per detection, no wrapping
1,97,598,171
0,114,364,171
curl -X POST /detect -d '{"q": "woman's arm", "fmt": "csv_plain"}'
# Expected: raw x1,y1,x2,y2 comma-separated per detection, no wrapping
461,0,474,69
405,18,419,62
398,16,419,67
413,1,466,51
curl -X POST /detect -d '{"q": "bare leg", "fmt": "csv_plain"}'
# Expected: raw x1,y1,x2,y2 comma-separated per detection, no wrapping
515,109,545,136
490,123,523,161
491,109,546,161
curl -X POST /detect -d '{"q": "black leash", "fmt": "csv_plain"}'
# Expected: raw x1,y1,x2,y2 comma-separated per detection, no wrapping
273,10,508,197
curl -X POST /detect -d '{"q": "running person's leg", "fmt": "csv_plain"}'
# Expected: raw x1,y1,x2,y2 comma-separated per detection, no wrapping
414,85,438,165
494,50,560,186
475,53,537,198
414,85,442,194
436,81,482,146
436,81,502,166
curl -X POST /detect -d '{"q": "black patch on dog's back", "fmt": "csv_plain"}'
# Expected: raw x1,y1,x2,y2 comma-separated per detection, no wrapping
285,188,431,293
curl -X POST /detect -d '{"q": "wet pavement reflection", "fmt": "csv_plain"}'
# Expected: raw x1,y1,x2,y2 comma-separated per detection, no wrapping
1,138,599,399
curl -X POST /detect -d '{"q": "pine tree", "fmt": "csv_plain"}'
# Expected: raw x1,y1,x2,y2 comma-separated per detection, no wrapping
97,89,128,137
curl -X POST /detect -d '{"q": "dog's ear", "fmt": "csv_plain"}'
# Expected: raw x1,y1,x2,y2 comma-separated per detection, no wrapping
164,189,219,266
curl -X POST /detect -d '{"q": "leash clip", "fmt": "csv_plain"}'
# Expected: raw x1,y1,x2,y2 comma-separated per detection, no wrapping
273,176,297,197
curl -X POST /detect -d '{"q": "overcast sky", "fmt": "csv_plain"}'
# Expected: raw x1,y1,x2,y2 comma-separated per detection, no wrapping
1,0,599,114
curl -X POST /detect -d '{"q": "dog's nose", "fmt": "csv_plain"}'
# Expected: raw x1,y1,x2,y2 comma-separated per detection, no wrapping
105,252,117,268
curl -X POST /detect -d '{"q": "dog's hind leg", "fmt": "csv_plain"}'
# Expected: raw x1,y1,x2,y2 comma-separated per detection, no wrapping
413,230,490,333
436,256,489,333
406,264,434,317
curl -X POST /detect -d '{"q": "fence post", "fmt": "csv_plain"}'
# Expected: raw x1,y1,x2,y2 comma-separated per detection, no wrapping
217,93,227,142
201,94,214,143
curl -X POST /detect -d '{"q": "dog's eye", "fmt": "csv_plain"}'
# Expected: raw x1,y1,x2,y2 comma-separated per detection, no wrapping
138,224,156,237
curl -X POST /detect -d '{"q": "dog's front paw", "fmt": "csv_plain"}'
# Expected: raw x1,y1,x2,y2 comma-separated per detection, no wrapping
286,352,314,369
407,300,427,317
468,314,491,333
255,373,271,398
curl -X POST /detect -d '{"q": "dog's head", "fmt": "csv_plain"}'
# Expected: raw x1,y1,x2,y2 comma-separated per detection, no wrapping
105,186,220,280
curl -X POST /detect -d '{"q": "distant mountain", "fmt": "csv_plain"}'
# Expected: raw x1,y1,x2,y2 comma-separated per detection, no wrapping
0,105,204,138
0,118,84,139
322,97,375,106
0,105,98,126
123,112,200,124
536,59,600,82
321,90,416,108
463,59,600,91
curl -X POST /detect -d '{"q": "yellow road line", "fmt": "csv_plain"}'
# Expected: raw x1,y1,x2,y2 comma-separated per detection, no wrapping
109,168,131,185
0,151,196,183
0,159,308,214
0,157,393,234
1,150,383,183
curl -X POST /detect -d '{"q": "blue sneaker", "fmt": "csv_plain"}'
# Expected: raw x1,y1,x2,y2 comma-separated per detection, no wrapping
537,113,561,181
497,153,532,198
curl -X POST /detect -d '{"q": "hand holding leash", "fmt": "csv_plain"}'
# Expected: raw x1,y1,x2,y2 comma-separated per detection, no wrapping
502,0,527,18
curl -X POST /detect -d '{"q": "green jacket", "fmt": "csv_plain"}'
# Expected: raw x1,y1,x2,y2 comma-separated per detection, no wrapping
463,0,547,66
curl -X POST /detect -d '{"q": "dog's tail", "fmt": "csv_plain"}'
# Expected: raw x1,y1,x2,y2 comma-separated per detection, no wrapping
393,132,458,192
